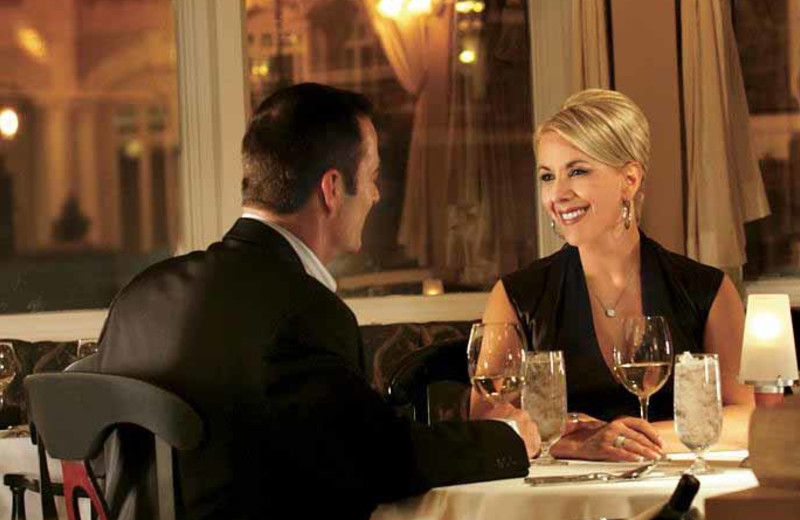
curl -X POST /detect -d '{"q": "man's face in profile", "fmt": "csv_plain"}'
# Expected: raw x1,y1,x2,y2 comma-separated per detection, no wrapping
334,117,381,255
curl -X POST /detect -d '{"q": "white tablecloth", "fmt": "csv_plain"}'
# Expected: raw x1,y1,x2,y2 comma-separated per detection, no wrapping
0,430,77,520
372,451,758,520
1,436,757,520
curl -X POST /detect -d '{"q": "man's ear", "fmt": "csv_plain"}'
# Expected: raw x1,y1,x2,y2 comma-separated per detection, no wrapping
320,169,343,215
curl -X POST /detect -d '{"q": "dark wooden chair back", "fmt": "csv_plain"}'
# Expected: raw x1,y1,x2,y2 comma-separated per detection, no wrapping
24,373,203,520
386,338,470,424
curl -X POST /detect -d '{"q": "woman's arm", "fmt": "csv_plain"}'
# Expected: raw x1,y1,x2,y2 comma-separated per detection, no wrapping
653,274,754,451
703,275,753,406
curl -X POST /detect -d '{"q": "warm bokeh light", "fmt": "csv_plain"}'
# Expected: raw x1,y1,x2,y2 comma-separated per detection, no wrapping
0,108,20,140
16,27,48,61
123,139,143,159
251,62,269,77
407,0,432,14
458,49,476,64
422,278,444,296
455,0,484,13
455,1,474,13
377,0,403,18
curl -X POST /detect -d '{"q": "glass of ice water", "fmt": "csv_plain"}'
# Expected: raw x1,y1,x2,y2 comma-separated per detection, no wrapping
674,352,722,474
522,351,567,465
467,323,526,406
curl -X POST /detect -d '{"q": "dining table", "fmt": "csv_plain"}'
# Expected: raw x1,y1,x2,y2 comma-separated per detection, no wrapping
0,427,89,520
1,430,757,520
371,451,758,520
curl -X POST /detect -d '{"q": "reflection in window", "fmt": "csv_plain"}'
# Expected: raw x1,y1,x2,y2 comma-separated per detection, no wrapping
736,0,800,278
244,0,536,297
0,1,180,313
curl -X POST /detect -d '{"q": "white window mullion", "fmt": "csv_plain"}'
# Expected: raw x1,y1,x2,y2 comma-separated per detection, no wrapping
174,0,248,253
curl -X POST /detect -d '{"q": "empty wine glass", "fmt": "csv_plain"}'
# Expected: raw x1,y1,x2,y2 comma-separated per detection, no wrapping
467,323,526,406
0,342,21,411
76,338,100,359
522,351,567,465
613,316,673,421
674,352,722,474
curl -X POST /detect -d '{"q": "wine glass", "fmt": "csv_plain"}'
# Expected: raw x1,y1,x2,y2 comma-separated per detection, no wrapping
522,351,567,465
674,353,722,474
612,316,673,421
76,338,100,359
467,323,526,406
0,342,21,412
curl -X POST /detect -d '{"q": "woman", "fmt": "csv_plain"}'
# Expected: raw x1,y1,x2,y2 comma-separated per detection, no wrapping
472,89,753,462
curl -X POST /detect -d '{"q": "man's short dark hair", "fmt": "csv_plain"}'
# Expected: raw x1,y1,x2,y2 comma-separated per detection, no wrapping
241,83,374,214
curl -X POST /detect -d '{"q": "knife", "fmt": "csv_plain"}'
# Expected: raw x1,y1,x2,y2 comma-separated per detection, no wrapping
524,461,657,486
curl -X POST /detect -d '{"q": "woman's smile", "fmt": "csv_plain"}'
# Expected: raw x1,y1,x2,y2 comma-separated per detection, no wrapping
556,205,589,225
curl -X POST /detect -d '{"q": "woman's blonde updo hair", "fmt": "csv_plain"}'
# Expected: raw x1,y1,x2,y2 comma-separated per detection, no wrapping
534,89,651,216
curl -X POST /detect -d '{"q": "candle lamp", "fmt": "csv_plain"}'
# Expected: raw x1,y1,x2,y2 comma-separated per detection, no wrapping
740,294,799,407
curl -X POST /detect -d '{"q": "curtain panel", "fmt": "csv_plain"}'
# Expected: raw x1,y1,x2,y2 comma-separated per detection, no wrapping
363,1,453,269
681,0,770,269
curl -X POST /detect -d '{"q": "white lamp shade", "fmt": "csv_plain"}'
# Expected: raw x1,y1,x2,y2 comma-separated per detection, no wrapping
740,294,799,385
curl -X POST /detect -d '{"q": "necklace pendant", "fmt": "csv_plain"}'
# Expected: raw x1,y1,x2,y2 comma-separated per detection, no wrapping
605,308,616,318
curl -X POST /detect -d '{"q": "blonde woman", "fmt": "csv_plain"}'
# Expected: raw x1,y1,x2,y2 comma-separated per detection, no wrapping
472,89,753,461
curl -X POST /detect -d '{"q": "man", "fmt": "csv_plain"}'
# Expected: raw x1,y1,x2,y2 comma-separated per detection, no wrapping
95,83,536,520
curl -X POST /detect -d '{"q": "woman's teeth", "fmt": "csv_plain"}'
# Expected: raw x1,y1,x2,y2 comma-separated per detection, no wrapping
559,208,587,223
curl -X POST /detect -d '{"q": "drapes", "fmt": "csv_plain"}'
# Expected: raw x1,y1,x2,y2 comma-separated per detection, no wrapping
681,0,770,269
444,0,537,285
363,1,453,268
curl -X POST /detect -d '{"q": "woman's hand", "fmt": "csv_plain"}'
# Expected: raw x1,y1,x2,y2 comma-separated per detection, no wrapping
551,415,665,462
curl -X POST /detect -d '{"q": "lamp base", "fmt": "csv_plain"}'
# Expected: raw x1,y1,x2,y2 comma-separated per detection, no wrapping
754,384,786,408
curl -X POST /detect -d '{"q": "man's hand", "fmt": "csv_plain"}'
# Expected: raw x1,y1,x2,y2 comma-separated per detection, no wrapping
552,415,665,462
482,402,541,460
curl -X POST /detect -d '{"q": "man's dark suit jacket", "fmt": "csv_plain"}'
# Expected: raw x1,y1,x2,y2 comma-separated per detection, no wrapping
94,218,528,520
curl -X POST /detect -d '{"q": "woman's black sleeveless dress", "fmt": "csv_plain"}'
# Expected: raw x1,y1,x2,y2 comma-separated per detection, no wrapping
502,232,723,422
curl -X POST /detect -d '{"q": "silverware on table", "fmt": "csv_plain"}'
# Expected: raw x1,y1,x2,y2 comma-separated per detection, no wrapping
524,461,657,486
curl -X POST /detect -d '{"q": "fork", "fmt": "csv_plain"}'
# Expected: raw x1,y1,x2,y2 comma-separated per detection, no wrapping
524,461,657,486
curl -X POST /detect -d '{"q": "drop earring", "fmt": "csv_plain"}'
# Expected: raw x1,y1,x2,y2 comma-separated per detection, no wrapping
622,200,632,230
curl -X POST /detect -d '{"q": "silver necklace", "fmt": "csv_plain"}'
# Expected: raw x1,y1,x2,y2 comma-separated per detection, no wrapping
586,265,638,318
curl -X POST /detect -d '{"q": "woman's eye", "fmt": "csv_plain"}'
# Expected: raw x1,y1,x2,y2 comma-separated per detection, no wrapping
539,172,554,182
569,168,588,177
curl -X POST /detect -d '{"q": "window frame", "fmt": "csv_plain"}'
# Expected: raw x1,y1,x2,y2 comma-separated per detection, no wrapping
0,0,488,337
6,0,786,340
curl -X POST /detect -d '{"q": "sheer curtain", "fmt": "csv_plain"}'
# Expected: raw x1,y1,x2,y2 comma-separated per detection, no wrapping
681,0,770,270
444,0,537,286
363,2,454,268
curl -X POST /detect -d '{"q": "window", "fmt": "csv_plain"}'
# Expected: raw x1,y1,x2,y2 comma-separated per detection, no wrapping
0,0,180,314
244,0,537,297
735,0,800,281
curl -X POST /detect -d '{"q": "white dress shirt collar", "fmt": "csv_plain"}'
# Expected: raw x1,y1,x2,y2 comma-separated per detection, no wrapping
241,212,338,293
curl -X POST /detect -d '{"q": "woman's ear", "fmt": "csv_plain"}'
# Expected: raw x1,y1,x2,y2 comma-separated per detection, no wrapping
621,162,644,199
